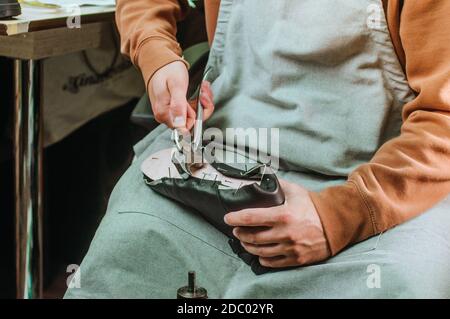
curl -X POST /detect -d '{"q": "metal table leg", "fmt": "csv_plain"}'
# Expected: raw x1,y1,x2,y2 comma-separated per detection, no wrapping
14,59,44,299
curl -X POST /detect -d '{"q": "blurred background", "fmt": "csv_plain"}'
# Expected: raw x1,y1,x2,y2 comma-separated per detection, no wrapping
0,0,207,298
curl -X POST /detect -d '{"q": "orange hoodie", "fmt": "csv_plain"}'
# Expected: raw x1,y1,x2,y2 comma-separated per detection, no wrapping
116,0,450,255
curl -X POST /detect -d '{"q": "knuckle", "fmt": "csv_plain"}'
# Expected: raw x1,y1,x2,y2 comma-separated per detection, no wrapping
293,245,303,257
261,249,274,258
153,109,165,123
252,246,263,256
188,99,197,108
277,212,292,224
288,231,299,242
296,255,307,265
252,233,261,243
153,113,162,123
247,234,257,244
242,213,253,225
234,227,246,240
205,99,215,109
259,258,270,267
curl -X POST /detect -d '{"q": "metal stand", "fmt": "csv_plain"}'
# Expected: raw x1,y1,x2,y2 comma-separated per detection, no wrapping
14,59,43,299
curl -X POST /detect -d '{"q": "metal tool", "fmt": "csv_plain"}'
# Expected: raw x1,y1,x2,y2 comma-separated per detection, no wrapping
177,271,208,299
172,68,212,178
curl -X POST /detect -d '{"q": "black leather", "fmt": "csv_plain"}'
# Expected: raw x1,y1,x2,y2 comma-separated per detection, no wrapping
144,159,285,275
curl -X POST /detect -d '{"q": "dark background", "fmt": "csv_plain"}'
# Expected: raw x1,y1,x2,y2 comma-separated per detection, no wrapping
0,2,207,298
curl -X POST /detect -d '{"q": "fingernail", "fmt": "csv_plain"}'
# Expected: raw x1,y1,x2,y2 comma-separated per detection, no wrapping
172,116,185,128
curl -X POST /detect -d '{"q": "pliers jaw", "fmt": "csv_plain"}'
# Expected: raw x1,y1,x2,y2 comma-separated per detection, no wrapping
170,146,193,180
171,129,205,179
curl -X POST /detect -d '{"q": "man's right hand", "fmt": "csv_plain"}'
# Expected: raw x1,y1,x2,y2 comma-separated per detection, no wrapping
148,61,214,133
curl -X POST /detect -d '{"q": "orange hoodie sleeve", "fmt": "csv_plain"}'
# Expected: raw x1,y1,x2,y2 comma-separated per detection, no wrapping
115,0,190,90
311,0,450,255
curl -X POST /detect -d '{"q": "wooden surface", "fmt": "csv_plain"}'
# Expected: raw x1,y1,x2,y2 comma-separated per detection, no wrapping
0,5,116,60
0,20,114,59
0,6,115,36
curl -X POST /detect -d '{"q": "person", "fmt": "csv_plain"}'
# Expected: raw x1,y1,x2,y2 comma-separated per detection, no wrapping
65,0,450,298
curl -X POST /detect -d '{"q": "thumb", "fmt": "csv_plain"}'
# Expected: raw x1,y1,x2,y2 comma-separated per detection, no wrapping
167,78,189,129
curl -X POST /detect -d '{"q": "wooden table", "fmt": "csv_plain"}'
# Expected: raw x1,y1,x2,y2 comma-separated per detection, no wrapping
0,5,116,299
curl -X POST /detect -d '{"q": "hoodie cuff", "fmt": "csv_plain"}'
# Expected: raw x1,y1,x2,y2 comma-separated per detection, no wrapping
309,180,378,255
134,37,190,91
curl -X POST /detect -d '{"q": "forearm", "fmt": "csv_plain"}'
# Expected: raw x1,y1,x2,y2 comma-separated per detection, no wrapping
311,111,450,255
311,0,450,255
115,0,190,88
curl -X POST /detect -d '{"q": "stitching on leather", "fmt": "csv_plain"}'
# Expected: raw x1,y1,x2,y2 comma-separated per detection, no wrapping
348,179,379,234
117,211,240,260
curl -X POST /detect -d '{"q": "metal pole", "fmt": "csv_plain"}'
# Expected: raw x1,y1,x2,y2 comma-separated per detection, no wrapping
14,59,44,299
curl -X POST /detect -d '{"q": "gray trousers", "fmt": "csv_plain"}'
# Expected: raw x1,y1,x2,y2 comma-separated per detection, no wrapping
65,129,450,299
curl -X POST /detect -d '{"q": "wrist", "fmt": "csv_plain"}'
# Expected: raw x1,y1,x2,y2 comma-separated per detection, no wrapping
309,180,377,255
135,39,189,92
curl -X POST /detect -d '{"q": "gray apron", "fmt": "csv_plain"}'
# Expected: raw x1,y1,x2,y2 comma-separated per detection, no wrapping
65,0,450,298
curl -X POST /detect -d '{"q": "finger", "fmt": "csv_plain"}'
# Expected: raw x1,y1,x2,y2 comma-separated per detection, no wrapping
259,256,298,268
187,93,212,113
167,79,188,129
200,94,215,121
201,81,213,101
188,99,197,110
152,102,171,126
278,179,309,198
224,207,282,227
169,96,188,128
240,242,286,258
233,227,289,244
197,81,214,121
278,179,296,196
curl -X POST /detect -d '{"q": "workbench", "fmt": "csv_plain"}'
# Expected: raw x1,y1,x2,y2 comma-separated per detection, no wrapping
0,4,116,299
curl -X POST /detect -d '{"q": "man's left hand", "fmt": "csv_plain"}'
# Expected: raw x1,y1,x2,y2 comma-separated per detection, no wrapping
224,179,331,268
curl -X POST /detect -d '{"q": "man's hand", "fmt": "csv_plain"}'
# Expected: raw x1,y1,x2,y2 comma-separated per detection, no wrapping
224,180,331,268
148,61,214,132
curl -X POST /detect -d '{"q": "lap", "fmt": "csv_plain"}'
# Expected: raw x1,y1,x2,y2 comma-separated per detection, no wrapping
227,196,450,298
65,129,450,298
65,141,242,298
